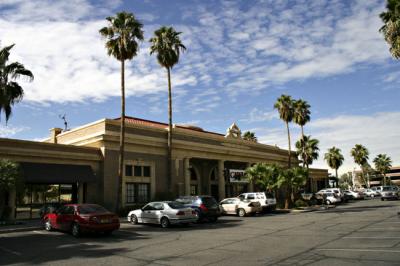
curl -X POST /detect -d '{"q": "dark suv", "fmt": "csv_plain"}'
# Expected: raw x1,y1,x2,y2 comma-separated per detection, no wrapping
176,195,221,222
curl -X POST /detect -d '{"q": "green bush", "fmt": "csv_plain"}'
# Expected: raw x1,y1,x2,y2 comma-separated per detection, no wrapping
294,199,307,208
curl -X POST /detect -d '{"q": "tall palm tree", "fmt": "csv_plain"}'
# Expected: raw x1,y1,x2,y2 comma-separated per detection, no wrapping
351,144,369,187
99,12,144,211
243,131,257,142
373,154,392,185
150,26,186,193
324,147,344,181
274,95,294,168
380,0,400,59
245,163,281,192
293,99,311,140
295,135,319,168
0,44,34,123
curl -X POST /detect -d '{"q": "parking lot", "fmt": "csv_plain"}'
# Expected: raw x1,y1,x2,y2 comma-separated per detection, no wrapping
1,198,399,266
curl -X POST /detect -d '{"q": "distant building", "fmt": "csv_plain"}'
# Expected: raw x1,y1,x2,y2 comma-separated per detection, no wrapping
0,116,328,219
352,166,400,187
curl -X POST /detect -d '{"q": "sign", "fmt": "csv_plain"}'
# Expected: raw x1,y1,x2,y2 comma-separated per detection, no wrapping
229,169,248,183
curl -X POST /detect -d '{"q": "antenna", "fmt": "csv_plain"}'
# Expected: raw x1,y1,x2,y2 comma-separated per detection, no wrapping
59,114,68,131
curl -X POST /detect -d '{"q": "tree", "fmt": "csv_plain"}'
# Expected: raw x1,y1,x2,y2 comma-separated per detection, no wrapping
324,147,344,180
380,0,400,59
245,163,281,192
339,173,353,190
351,144,369,187
243,131,257,142
150,26,186,193
0,159,21,220
373,154,392,185
99,12,144,210
295,135,319,168
293,99,311,141
277,167,308,209
274,95,294,168
0,44,34,123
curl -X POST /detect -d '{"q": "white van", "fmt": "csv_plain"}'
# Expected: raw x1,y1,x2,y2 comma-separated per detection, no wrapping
238,192,277,211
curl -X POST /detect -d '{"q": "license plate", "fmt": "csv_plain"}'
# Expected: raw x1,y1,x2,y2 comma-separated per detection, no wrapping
101,219,110,223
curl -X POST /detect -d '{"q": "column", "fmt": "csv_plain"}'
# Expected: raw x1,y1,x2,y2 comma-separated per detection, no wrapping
247,162,254,192
184,157,191,196
218,160,225,201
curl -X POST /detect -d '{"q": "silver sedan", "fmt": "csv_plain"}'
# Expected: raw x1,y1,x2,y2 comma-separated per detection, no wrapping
127,201,198,228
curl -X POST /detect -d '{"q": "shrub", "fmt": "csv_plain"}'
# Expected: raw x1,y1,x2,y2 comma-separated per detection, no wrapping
294,199,307,208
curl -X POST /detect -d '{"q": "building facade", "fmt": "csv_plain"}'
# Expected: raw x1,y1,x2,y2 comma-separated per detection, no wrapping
0,116,328,218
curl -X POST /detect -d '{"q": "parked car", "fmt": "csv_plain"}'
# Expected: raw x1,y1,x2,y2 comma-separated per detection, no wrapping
343,190,364,200
127,201,197,228
318,189,343,202
371,186,383,196
175,195,221,222
39,202,63,218
380,186,400,201
363,189,379,198
318,192,340,205
42,204,120,237
238,192,277,211
219,198,262,217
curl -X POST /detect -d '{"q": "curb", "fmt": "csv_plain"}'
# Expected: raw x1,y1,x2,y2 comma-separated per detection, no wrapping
0,226,43,234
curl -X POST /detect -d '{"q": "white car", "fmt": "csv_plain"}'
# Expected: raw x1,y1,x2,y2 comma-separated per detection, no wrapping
127,201,198,228
343,190,364,200
363,189,379,198
318,189,342,202
238,192,277,211
320,192,340,205
219,198,262,217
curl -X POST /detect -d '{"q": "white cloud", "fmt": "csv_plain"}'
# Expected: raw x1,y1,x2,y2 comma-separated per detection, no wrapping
256,112,400,175
0,125,29,137
241,108,278,123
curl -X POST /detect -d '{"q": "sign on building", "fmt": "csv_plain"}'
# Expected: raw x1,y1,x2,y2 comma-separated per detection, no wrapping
229,169,248,183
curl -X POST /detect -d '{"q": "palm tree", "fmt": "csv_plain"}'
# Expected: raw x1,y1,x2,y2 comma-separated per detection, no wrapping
150,26,186,193
277,167,308,209
380,0,400,59
243,131,257,142
295,135,319,168
293,99,311,140
99,12,144,210
0,44,34,123
324,147,344,180
246,163,281,192
373,154,392,185
274,95,294,168
351,144,369,187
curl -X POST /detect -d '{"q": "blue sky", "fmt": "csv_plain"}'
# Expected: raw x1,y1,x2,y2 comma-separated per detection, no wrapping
0,0,399,174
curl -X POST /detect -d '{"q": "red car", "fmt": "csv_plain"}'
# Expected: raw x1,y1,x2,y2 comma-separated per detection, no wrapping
42,204,120,237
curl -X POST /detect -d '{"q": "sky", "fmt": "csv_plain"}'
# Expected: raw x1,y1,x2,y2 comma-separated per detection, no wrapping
0,0,399,175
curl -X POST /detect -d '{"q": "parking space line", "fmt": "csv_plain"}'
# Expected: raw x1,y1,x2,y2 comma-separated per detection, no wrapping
343,236,400,239
0,246,22,256
317,248,400,253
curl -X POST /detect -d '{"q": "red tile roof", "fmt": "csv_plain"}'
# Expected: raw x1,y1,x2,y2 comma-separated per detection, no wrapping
114,116,224,136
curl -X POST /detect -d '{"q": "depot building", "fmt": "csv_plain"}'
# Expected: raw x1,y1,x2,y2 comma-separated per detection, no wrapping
0,116,328,219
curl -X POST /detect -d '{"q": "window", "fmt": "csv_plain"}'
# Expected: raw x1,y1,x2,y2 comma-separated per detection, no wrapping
134,166,142,177
126,183,150,204
190,185,197,196
125,165,133,176
143,166,151,177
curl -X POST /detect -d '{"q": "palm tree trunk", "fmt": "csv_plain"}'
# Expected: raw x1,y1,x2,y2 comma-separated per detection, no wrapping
116,59,125,212
286,121,291,168
335,168,338,187
301,125,305,168
167,67,173,193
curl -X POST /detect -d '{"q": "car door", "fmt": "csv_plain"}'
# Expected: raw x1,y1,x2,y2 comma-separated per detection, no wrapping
219,199,230,214
224,199,236,214
57,206,75,231
141,203,155,223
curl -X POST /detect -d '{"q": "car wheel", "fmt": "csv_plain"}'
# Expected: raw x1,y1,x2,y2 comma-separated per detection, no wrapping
194,210,201,223
130,214,138,225
381,198,384,201
237,208,246,217
104,230,113,236
160,217,170,228
71,223,81,238
371,194,374,198
44,219,52,231
326,200,331,205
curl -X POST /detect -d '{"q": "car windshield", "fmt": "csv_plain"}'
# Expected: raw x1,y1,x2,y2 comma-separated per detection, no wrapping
167,202,185,209
382,187,394,191
79,205,109,214
176,197,193,204
265,192,274,198
202,197,217,207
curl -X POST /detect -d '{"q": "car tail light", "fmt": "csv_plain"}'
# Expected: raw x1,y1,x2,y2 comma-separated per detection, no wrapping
200,204,208,212
176,211,185,215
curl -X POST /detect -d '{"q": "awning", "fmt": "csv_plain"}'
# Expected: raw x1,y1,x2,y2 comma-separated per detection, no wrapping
20,162,96,184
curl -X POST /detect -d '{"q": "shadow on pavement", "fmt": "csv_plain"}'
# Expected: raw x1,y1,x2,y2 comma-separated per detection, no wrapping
0,230,147,265
316,204,395,213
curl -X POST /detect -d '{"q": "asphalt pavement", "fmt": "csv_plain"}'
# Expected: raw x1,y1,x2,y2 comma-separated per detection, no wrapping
0,198,399,265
